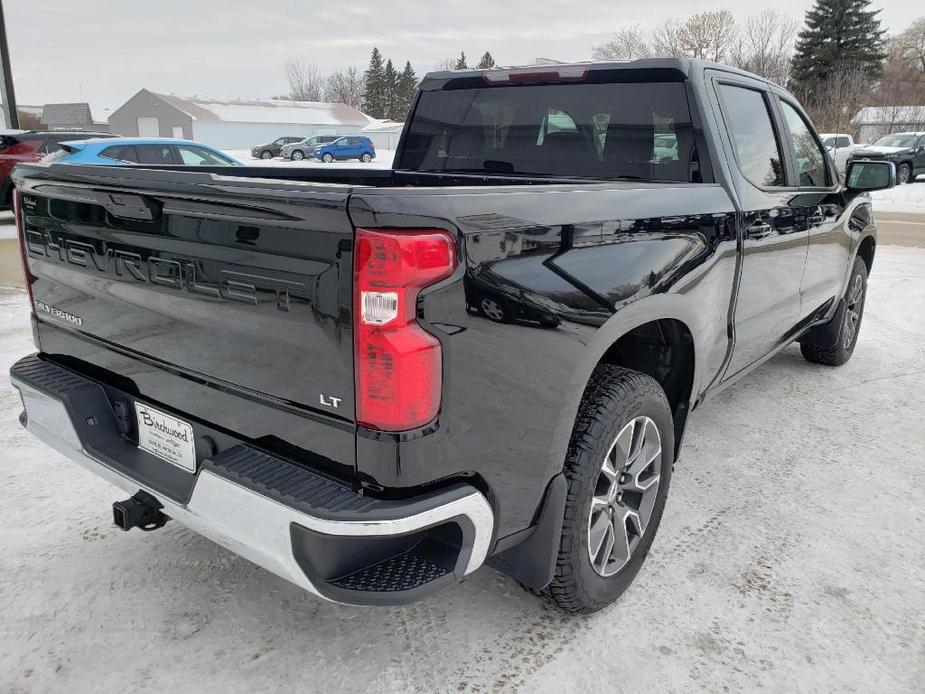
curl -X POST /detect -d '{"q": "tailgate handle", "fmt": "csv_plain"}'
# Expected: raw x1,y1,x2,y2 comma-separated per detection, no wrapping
96,192,160,221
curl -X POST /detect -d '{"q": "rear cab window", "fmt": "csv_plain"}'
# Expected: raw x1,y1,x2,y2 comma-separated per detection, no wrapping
399,78,710,182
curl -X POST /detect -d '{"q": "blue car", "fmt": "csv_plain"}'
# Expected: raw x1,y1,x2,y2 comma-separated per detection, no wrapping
45,138,241,166
314,136,376,163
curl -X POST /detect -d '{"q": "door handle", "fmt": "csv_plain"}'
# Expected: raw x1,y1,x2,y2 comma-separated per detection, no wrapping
745,222,772,240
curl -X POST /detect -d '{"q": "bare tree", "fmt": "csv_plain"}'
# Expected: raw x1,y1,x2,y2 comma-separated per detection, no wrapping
324,67,366,108
651,18,685,58
678,11,737,63
730,10,799,84
592,26,651,61
802,64,870,137
434,57,457,71
896,17,925,74
284,58,325,101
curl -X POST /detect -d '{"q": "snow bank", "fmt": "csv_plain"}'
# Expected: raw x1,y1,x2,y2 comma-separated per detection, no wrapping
226,149,395,169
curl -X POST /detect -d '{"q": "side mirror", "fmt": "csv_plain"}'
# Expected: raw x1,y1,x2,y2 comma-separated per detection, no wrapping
845,159,895,192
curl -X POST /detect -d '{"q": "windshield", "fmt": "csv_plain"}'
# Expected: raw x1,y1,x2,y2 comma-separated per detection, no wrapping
873,134,919,148
398,80,708,182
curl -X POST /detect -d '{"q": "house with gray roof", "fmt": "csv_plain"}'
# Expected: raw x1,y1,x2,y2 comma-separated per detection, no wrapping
40,102,107,131
108,89,373,149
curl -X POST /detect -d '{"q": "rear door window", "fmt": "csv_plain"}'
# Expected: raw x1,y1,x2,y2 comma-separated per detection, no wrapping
717,84,785,188
136,144,178,165
400,80,706,182
100,145,125,161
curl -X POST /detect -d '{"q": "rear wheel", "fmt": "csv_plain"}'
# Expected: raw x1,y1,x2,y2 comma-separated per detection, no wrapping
800,256,867,366
897,163,912,184
322,153,334,163
544,366,674,613
291,150,305,161
360,152,372,163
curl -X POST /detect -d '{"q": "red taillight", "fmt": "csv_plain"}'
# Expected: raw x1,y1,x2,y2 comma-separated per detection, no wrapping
354,228,456,431
12,189,35,310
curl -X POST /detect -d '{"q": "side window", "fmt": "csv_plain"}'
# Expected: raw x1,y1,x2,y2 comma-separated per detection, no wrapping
136,145,177,165
779,101,829,187
835,136,851,148
718,84,785,187
100,145,125,161
120,146,140,163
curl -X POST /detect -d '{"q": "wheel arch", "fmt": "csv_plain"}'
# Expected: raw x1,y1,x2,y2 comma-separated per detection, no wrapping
554,296,707,466
856,233,876,275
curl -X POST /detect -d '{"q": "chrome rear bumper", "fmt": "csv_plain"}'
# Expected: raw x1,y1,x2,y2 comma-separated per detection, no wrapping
11,355,494,605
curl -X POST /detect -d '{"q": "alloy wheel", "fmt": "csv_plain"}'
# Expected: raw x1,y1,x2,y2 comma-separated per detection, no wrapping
480,298,506,322
587,416,662,577
843,272,864,349
260,151,272,159
292,151,304,161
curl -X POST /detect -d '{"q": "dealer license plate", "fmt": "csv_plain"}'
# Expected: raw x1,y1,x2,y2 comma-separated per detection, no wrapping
134,402,196,472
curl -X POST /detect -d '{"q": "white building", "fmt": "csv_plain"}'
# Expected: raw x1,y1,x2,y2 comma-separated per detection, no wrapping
853,105,925,143
108,89,373,149
361,120,404,150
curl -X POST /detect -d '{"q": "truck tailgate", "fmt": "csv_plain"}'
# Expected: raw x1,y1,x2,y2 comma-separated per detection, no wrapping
17,165,357,421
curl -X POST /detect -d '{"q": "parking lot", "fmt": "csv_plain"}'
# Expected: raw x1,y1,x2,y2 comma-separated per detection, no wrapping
0,201,922,691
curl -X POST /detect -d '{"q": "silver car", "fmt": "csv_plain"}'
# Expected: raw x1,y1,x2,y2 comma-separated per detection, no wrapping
280,135,341,161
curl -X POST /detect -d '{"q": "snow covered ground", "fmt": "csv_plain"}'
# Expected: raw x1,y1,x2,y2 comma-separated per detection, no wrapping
1,248,923,692
871,177,925,213
226,149,395,169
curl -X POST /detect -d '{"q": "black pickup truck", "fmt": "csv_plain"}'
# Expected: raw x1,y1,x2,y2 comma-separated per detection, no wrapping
10,59,894,613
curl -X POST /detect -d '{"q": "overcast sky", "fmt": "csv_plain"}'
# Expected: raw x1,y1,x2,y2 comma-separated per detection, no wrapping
6,0,918,115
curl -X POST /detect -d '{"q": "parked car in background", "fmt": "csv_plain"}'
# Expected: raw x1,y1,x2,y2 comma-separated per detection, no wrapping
848,131,925,184
251,136,305,160
819,133,864,174
314,135,375,163
46,138,240,166
281,135,340,161
0,130,112,207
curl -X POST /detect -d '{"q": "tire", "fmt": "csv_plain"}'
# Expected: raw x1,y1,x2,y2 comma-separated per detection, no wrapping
260,150,273,160
360,152,372,163
291,150,305,161
322,153,334,163
479,297,510,323
800,256,868,366
897,163,912,185
544,365,674,613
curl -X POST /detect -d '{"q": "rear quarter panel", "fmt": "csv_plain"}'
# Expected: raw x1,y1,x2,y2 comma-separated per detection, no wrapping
349,182,738,536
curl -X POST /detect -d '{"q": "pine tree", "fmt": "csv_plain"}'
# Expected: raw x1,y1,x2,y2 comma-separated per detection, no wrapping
454,51,468,70
477,52,496,69
395,61,418,121
363,47,386,118
382,59,398,120
790,0,887,99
